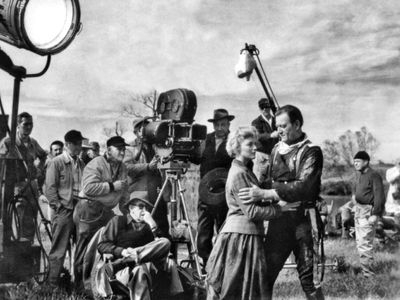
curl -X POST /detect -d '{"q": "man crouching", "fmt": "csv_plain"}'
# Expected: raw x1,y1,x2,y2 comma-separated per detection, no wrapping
97,191,183,300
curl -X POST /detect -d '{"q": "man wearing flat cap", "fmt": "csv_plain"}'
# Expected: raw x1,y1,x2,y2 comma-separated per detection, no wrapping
251,98,279,182
74,135,130,288
96,191,183,299
197,108,234,267
45,129,85,286
352,151,385,277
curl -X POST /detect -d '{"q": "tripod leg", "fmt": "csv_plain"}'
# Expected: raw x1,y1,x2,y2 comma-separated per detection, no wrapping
151,177,170,217
177,180,204,280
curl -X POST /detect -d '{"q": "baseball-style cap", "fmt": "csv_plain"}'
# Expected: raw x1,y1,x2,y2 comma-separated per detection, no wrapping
354,151,370,161
106,136,129,148
64,130,85,143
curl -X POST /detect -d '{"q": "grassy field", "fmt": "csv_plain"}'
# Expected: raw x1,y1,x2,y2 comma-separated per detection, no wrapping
3,167,400,299
2,235,399,300
274,237,400,300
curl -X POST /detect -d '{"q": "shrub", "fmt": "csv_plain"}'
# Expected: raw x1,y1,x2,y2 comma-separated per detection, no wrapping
321,179,352,196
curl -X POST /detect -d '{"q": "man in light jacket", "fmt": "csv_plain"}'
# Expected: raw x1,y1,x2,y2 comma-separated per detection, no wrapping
73,136,130,288
45,130,85,286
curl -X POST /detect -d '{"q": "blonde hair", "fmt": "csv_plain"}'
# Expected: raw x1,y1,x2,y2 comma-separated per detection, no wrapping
226,126,258,157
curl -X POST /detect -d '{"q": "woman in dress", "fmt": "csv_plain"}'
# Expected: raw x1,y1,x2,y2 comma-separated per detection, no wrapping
206,126,297,300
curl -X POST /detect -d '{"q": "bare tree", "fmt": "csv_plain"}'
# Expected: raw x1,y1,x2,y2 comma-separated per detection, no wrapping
121,90,157,118
102,90,157,139
102,121,127,137
322,127,380,169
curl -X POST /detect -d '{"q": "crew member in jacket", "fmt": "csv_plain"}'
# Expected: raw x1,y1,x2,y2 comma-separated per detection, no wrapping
197,108,234,267
73,136,130,288
239,105,325,300
251,98,279,182
45,130,85,286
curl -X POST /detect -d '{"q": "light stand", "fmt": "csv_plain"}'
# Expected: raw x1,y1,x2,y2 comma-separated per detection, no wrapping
151,161,206,287
238,43,280,109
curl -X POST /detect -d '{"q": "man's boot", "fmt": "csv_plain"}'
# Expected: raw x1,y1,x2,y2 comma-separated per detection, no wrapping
306,287,325,300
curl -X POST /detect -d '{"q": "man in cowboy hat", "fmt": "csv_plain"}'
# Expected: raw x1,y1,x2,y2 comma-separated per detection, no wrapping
73,135,130,288
96,191,183,299
197,108,234,268
251,98,279,182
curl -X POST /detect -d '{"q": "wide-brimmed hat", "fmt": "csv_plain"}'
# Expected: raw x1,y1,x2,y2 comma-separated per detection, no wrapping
199,168,228,206
207,109,235,123
124,191,154,209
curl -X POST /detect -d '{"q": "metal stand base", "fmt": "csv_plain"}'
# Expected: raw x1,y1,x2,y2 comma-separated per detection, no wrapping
152,167,206,285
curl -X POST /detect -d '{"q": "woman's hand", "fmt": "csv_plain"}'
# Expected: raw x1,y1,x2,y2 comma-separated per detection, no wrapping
239,185,265,204
239,184,277,204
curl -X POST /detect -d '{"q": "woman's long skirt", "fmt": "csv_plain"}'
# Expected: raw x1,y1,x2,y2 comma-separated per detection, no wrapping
206,232,268,300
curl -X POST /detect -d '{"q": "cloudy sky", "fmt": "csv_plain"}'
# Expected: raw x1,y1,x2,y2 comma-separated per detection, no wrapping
0,0,399,162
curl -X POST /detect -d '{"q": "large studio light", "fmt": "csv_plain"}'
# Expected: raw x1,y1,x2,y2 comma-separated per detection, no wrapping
0,0,81,55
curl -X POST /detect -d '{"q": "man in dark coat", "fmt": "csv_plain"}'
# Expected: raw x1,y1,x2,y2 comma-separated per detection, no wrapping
352,151,385,277
251,98,279,182
197,108,234,267
239,105,324,300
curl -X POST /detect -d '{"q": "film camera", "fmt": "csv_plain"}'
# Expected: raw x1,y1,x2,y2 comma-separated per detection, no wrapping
141,88,207,165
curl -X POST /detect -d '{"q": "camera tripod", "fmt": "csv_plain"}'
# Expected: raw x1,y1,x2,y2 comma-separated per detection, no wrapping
151,161,205,284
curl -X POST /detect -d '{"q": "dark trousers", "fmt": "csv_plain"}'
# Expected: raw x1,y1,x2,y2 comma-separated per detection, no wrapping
153,200,170,240
265,213,316,298
15,182,38,241
48,206,75,285
73,200,114,287
197,202,228,263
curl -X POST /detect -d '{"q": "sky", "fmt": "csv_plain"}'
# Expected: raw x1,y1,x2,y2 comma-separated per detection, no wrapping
0,0,399,162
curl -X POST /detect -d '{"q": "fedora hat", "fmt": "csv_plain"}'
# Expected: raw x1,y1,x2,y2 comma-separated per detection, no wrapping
207,109,235,123
199,168,228,206
124,191,154,209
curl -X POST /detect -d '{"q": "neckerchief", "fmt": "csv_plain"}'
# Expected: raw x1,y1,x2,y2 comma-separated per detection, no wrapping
276,134,310,156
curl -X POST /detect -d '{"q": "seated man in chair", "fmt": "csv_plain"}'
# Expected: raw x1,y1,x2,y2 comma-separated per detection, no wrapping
96,191,183,300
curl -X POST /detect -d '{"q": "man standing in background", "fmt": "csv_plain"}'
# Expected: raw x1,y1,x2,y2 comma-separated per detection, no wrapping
197,108,234,267
251,98,279,182
353,151,385,277
0,112,47,243
45,130,85,286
